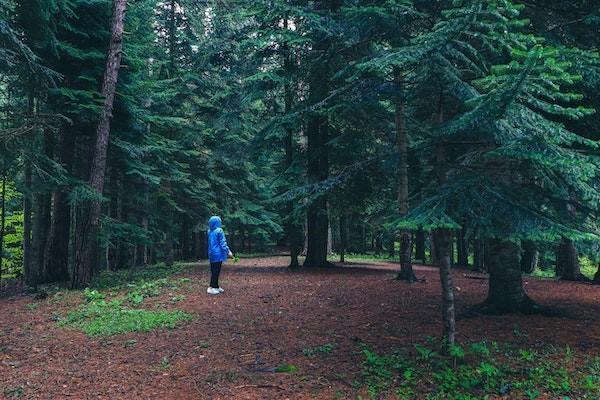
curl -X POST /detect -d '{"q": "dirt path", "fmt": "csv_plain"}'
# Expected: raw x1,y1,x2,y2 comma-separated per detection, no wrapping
1,257,599,399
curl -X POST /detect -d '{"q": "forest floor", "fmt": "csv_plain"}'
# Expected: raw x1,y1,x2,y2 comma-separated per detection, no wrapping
1,256,599,399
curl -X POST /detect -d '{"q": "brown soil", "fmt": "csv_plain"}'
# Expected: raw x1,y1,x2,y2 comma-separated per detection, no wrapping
1,257,599,399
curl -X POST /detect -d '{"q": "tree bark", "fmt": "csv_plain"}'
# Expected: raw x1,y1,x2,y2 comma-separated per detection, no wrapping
303,15,333,268
457,227,468,267
434,228,454,346
556,237,582,281
71,0,127,288
481,239,537,314
0,173,6,283
43,128,75,283
520,240,538,274
473,237,485,271
434,99,455,347
414,228,425,263
339,214,347,262
429,231,438,266
394,73,415,280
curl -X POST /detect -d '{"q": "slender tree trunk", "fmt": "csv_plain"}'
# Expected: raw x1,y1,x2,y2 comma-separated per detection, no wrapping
32,191,50,282
0,173,5,283
434,98,454,346
435,228,454,346
283,27,300,267
457,227,468,267
481,239,536,314
520,240,538,274
394,75,414,281
556,237,582,281
339,214,347,263
71,0,127,288
414,228,425,263
23,113,34,287
429,231,437,266
474,237,485,271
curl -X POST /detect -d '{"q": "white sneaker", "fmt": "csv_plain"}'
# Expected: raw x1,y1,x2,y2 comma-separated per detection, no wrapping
218,287,224,293
207,287,220,295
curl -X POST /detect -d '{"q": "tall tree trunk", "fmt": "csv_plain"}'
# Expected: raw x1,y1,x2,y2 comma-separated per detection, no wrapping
473,237,485,271
457,227,468,267
283,17,301,268
23,95,34,287
339,214,347,262
429,231,438,266
43,129,75,283
32,191,50,282
303,23,332,268
435,228,454,346
0,173,6,284
520,240,538,274
434,98,455,347
71,0,127,288
556,237,582,281
395,74,414,281
481,239,536,314
414,228,425,263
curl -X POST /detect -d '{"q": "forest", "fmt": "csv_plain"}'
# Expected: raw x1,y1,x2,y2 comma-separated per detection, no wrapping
0,0,599,399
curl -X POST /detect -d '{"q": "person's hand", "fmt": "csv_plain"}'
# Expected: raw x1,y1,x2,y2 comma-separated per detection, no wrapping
228,250,234,258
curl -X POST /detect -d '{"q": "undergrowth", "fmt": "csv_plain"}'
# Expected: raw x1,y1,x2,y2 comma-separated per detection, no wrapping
356,340,600,400
58,299,191,336
58,263,192,336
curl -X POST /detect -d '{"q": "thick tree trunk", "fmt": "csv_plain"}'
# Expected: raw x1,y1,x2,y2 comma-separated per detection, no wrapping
43,129,74,283
71,0,127,288
303,23,333,268
434,228,454,346
556,237,582,281
481,239,537,314
520,240,538,274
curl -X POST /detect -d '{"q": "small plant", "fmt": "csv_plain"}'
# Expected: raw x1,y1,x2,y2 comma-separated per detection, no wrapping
170,294,186,302
3,386,24,398
302,343,335,357
520,349,535,362
275,363,298,373
161,356,171,370
414,343,437,360
83,288,105,302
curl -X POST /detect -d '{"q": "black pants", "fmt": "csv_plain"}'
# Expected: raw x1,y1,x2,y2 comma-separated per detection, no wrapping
210,261,222,288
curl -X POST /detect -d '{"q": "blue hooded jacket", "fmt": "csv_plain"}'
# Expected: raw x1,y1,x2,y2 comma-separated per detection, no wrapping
207,216,230,263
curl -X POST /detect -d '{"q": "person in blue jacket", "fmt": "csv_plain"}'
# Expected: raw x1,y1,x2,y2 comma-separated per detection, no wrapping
207,215,234,295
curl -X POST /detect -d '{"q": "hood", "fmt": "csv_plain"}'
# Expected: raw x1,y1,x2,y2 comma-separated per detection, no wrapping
208,216,222,231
